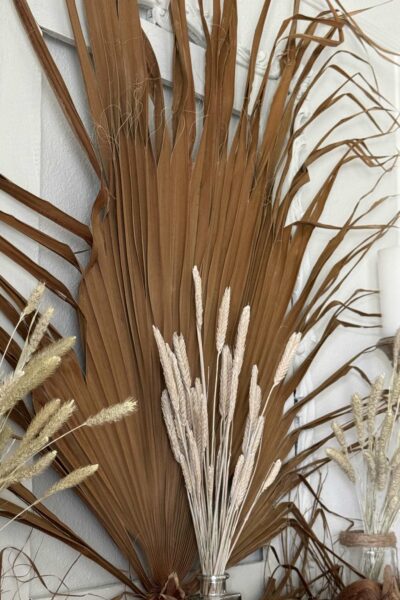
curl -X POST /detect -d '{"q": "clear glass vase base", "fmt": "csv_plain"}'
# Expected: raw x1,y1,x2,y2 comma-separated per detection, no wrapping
192,574,241,600
191,593,241,600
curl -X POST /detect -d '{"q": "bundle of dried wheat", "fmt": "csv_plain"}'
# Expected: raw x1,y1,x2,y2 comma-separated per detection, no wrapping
327,331,400,537
0,283,136,528
154,268,300,575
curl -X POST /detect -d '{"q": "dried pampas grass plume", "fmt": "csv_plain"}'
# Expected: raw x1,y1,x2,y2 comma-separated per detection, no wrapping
274,332,301,386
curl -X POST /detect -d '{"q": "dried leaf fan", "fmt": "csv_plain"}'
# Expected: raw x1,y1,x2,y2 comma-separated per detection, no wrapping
0,0,398,595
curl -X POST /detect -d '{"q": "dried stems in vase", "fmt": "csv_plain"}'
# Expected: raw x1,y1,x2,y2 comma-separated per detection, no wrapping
154,267,300,576
326,331,400,538
0,283,136,529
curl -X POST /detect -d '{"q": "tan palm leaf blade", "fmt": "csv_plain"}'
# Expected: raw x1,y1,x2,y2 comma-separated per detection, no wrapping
0,0,398,594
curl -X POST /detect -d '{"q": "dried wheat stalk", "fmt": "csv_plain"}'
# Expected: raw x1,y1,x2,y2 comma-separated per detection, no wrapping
154,268,300,575
0,284,136,529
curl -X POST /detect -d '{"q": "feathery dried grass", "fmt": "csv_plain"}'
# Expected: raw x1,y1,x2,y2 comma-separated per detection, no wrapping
155,269,288,575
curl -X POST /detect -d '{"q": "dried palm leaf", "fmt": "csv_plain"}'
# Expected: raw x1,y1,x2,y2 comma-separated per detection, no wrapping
0,0,399,595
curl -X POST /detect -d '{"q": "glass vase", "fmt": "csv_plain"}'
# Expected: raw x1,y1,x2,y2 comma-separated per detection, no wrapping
197,574,241,600
339,530,399,584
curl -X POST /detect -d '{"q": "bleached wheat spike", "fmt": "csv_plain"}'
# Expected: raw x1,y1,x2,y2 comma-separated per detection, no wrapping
379,409,394,454
274,332,301,386
24,398,61,442
180,454,193,494
227,366,240,425
362,450,376,481
262,459,282,491
242,418,252,455
39,399,76,441
192,266,203,329
0,357,61,415
249,416,265,456
201,391,208,454
161,391,182,463
216,288,231,353
85,398,137,426
390,373,400,411
248,366,260,425
189,388,201,446
22,307,54,364
44,464,98,498
0,372,21,403
235,453,256,506
188,430,202,492
326,448,356,483
0,426,12,455
242,386,262,451
388,464,400,503
219,345,232,418
332,422,347,452
0,451,57,487
169,349,188,427
233,306,250,372
351,393,364,448
207,465,214,503
388,495,400,514
392,447,400,467
367,374,385,440
173,334,191,388
376,448,389,491
153,328,180,412
36,337,75,362
22,282,45,317
229,454,245,502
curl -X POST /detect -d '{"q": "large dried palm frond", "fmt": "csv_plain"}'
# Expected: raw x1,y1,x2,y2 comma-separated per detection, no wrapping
0,0,399,595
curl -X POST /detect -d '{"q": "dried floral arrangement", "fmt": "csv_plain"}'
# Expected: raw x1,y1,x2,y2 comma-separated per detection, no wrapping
326,332,400,539
0,0,398,595
0,282,136,530
154,267,300,576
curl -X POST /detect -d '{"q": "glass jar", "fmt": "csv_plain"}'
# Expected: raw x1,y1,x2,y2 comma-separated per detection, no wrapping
197,574,241,600
339,530,399,584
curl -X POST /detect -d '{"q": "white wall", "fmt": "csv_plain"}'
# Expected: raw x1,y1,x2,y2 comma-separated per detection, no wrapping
1,0,400,597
